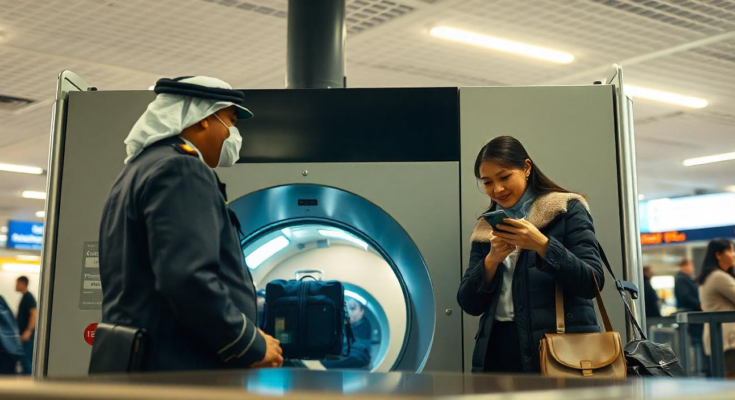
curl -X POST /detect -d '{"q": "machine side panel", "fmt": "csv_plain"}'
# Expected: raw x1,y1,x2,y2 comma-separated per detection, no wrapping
459,85,624,372
46,91,155,376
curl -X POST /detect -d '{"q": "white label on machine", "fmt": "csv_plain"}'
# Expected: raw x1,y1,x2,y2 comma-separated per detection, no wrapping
84,257,99,268
83,280,102,290
79,242,103,310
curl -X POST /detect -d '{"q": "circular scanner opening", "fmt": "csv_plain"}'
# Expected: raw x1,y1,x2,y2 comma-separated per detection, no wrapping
242,222,408,372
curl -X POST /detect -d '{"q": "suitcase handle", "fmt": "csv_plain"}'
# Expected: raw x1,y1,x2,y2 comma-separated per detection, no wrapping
295,270,324,281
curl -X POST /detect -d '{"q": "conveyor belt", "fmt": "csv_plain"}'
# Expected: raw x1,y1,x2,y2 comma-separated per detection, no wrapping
3,369,735,399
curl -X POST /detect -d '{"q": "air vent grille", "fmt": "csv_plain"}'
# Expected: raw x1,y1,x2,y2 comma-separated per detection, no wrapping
201,0,416,34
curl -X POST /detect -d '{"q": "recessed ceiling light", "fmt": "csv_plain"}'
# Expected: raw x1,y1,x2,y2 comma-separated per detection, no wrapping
245,236,290,269
291,229,311,239
0,163,43,175
22,191,46,200
683,151,735,167
318,229,369,251
429,27,574,64
626,85,707,109
35,211,45,218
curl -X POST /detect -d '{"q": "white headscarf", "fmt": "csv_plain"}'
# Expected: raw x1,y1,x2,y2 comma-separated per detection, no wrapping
124,76,244,164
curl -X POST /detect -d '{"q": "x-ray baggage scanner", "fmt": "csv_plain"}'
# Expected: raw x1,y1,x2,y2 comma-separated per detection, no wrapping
35,66,642,377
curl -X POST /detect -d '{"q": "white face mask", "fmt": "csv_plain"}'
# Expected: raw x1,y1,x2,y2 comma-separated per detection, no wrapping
213,113,242,168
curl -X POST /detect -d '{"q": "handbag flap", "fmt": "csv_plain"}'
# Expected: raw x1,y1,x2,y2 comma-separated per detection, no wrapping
545,332,622,370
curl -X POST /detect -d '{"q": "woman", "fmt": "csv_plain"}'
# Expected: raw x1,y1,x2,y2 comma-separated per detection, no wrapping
457,136,605,374
695,239,735,378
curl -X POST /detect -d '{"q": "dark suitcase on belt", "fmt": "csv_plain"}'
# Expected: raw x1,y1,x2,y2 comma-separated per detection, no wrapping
263,275,347,360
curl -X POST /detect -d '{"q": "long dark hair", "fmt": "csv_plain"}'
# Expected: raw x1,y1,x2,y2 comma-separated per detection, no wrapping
474,136,571,210
695,239,735,285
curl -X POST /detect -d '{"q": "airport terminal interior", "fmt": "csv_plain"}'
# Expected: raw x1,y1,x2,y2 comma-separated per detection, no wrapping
1,0,735,398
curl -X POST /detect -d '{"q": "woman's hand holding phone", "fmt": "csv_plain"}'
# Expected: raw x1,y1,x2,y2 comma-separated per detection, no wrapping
492,218,550,258
488,235,515,264
482,236,515,285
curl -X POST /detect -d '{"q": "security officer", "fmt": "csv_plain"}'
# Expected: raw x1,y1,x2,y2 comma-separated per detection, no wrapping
97,76,282,371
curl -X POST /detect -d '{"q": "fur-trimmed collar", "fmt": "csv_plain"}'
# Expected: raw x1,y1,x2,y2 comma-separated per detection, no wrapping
470,192,589,243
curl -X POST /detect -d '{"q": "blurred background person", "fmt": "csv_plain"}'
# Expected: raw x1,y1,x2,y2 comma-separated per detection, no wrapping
675,257,706,375
676,258,701,312
643,266,662,318
0,295,23,375
322,297,372,370
696,239,735,378
15,276,36,375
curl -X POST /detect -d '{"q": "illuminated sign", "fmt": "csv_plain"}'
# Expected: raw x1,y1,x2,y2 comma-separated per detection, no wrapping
641,225,735,246
640,231,686,246
7,220,43,250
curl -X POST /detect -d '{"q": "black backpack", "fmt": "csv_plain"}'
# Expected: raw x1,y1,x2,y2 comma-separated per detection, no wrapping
263,276,353,360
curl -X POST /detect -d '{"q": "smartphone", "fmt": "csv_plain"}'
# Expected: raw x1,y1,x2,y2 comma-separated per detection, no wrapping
482,210,509,230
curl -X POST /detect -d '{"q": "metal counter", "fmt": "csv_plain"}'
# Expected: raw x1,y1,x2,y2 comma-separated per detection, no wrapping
2,369,735,399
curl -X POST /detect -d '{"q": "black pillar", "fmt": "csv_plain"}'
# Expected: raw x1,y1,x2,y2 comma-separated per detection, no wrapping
286,0,346,89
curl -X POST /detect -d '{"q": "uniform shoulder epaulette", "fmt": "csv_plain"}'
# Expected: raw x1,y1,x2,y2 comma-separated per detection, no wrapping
172,143,199,157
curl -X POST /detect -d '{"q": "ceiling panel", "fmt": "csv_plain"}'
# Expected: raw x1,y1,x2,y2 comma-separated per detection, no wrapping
0,0,734,223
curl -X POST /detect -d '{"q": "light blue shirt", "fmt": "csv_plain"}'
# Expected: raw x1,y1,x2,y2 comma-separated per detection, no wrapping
495,188,536,321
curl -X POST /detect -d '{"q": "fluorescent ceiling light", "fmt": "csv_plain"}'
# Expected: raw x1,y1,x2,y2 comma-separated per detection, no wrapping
318,229,368,251
429,26,574,64
1,263,41,273
22,191,46,200
683,151,735,167
16,255,41,262
0,163,43,175
35,211,45,218
626,85,707,109
344,290,367,306
245,236,289,269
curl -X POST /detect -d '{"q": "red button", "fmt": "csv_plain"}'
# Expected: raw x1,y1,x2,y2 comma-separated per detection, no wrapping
84,323,98,346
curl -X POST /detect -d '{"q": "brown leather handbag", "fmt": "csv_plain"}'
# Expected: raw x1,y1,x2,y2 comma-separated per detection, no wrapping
539,276,627,379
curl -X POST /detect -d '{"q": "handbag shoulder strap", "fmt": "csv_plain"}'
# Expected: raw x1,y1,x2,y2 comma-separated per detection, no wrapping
592,274,614,332
555,283,565,333
555,275,613,334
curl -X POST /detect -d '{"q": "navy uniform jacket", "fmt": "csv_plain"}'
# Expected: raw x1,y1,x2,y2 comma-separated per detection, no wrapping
98,136,266,371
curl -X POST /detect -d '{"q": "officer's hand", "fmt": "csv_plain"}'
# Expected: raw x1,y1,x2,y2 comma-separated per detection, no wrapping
251,329,283,368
